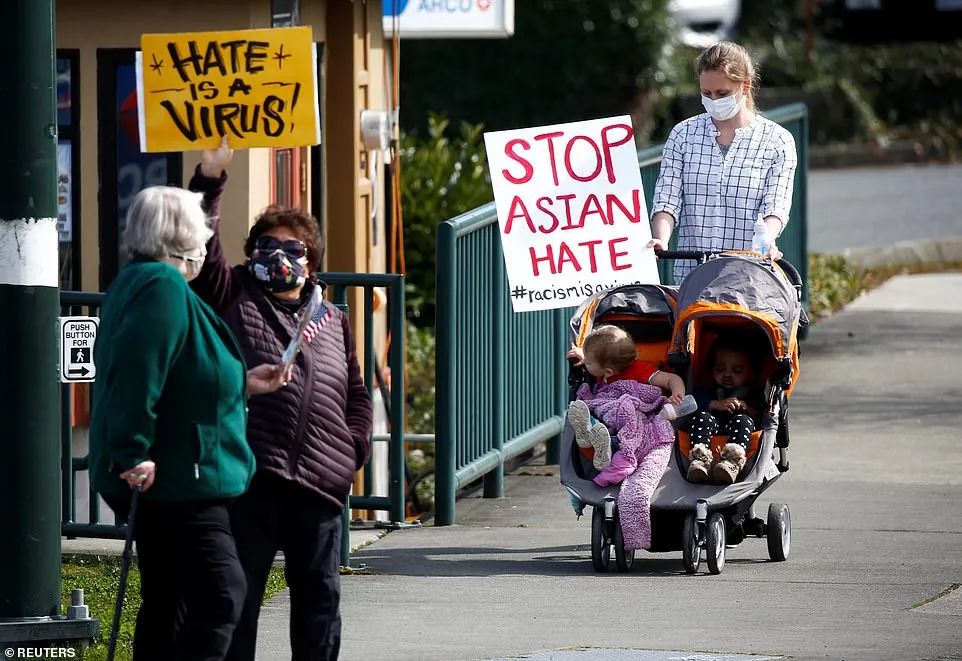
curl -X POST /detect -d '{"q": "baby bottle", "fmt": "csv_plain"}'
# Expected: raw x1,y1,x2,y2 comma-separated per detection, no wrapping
659,394,697,420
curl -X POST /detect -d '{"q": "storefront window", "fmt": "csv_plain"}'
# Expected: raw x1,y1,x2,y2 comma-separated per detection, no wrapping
97,50,182,287
272,0,300,27
115,62,171,268
56,53,80,291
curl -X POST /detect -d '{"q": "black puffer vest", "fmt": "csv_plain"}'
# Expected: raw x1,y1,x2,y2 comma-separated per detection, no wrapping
222,268,372,508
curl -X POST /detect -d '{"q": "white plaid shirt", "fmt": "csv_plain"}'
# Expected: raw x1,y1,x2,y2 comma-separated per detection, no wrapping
651,113,798,282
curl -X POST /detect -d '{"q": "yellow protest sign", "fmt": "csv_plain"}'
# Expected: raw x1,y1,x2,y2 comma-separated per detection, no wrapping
137,26,319,152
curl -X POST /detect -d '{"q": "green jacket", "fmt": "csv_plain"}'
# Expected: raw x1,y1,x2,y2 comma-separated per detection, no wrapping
90,260,255,502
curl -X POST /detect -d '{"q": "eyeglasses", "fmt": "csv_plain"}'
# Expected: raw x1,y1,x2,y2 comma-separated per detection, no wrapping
169,248,207,264
254,235,308,259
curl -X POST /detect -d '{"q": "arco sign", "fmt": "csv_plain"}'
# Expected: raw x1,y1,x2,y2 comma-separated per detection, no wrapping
382,0,514,38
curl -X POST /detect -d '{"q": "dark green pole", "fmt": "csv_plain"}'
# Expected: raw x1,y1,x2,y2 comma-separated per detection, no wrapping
483,236,504,498
0,0,61,620
435,222,457,526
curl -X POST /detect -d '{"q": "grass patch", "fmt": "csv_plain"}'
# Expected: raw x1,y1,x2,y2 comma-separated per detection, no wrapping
807,253,962,323
62,554,288,661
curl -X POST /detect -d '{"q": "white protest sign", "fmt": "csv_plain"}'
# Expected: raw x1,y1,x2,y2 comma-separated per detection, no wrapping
60,316,98,383
484,115,659,313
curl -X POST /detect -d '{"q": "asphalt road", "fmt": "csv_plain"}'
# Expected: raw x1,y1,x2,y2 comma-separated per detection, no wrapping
808,163,962,253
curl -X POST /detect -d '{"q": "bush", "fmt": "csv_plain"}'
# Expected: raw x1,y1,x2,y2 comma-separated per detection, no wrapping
735,5,962,153
807,253,864,322
399,115,492,325
405,321,436,435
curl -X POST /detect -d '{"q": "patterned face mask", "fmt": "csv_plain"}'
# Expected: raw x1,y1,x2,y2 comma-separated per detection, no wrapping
247,235,309,292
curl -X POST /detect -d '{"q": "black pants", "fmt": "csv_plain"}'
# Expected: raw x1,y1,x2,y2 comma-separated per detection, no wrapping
132,499,247,661
226,472,344,661
688,411,755,450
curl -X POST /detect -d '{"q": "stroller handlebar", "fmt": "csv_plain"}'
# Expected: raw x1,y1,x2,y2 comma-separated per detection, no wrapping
654,249,711,262
655,249,804,292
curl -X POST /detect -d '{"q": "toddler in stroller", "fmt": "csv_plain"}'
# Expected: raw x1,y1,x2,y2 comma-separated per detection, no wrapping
567,324,686,476
686,335,765,484
560,283,683,570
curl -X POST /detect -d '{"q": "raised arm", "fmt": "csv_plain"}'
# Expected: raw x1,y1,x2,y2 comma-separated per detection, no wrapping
189,136,238,313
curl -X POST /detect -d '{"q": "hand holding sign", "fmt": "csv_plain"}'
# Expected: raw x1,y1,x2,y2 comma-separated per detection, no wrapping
280,286,325,373
201,135,234,177
246,363,293,396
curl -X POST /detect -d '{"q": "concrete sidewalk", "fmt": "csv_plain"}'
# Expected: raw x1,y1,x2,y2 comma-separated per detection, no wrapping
255,269,962,661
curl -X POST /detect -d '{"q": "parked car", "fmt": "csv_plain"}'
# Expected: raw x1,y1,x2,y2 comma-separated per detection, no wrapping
669,0,741,48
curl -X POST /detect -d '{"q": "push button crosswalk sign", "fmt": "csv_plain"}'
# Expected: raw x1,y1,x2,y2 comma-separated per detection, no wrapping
60,316,99,383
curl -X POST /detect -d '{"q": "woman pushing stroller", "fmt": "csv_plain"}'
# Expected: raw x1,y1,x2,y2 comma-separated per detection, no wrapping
566,325,685,550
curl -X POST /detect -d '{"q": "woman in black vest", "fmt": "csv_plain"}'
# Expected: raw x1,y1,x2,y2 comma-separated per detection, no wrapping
189,138,373,661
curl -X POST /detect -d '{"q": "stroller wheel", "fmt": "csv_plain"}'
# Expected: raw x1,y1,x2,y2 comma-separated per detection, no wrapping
705,513,726,575
590,506,611,572
767,502,791,561
682,513,701,574
614,514,634,572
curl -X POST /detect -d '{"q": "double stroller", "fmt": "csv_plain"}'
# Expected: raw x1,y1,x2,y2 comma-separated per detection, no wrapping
559,251,806,574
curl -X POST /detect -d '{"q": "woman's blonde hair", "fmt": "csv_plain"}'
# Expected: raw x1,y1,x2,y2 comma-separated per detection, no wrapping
583,325,636,373
695,41,758,111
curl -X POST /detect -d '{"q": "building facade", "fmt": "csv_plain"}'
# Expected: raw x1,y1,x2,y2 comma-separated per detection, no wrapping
56,0,392,519
56,0,388,291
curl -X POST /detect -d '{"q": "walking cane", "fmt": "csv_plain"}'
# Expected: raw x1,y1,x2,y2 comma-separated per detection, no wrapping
107,485,141,661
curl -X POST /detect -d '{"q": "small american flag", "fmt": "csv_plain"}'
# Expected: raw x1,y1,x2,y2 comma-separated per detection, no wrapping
302,301,333,345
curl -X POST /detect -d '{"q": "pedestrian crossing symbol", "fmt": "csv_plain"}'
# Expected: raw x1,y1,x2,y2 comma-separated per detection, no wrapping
60,316,99,383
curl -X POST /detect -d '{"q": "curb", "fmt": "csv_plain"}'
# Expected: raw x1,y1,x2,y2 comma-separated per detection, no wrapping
62,526,389,560
839,236,962,270
809,140,957,170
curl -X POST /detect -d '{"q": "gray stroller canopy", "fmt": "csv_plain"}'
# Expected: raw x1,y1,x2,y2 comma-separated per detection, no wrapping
672,254,804,360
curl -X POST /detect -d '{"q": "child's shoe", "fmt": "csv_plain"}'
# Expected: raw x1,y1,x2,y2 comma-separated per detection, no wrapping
567,400,592,448
711,443,747,484
687,443,712,482
589,423,612,470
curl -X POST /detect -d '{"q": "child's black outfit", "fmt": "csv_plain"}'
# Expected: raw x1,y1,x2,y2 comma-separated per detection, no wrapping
686,384,765,483
689,385,762,451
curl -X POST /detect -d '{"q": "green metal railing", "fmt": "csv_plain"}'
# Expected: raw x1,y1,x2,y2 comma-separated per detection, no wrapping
435,207,570,526
433,104,809,526
59,272,406,564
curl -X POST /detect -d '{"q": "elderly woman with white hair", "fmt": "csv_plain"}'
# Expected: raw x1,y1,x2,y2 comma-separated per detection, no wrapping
89,185,288,661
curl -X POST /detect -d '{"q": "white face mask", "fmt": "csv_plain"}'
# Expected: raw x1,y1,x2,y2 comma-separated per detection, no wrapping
701,91,742,122
169,248,207,282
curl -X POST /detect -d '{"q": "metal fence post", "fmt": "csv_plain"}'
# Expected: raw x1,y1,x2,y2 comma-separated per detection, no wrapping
798,107,810,308
435,222,457,525
388,276,406,522
483,238,505,498
545,307,567,465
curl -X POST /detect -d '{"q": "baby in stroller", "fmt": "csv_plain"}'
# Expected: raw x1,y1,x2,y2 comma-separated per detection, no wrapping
566,324,686,550
686,335,765,484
